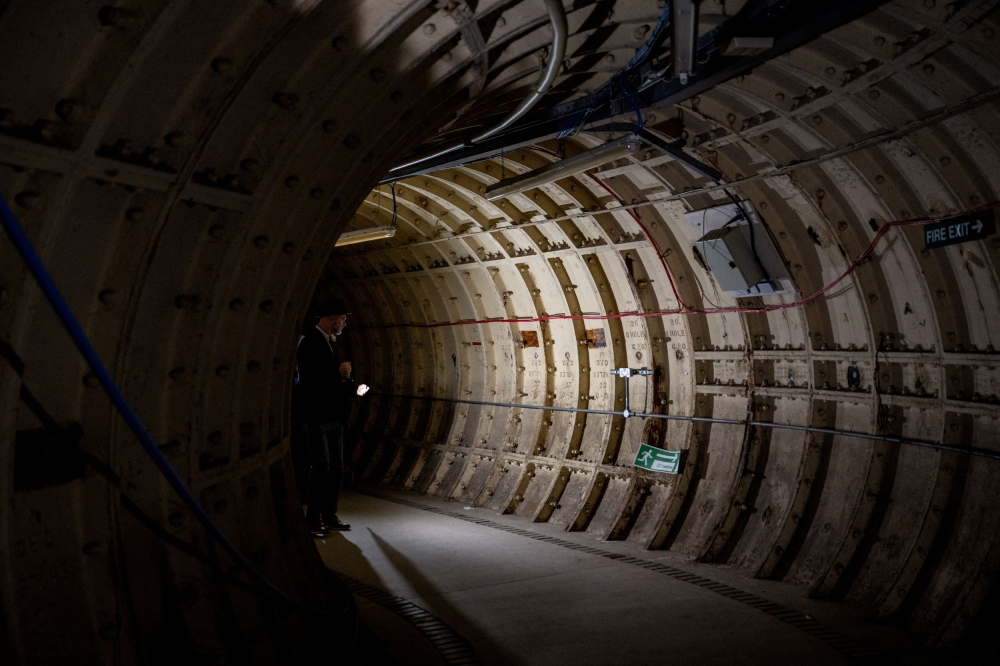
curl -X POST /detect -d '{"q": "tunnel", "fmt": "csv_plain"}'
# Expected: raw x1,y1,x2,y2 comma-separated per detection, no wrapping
2,0,1000,664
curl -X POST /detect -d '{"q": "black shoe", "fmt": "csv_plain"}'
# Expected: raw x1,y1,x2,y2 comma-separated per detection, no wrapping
306,514,329,537
327,516,351,531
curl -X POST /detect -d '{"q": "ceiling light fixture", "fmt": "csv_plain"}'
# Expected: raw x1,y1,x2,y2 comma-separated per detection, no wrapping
338,182,399,247
335,226,395,246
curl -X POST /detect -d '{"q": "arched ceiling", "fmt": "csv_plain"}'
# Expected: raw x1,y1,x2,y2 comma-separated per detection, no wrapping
1,0,999,663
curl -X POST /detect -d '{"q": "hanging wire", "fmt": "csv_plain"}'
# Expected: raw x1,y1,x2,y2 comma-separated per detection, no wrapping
723,187,770,283
627,2,673,70
389,182,398,229
628,92,644,134
557,4,669,138
874,343,888,434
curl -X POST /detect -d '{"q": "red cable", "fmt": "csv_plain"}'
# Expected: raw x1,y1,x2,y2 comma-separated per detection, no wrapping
526,143,687,308
358,155,998,329
581,169,688,309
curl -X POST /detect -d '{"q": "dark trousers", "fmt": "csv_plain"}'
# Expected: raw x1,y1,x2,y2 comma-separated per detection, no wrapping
305,421,344,517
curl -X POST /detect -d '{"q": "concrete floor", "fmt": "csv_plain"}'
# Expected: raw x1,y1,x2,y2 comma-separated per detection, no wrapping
317,489,957,666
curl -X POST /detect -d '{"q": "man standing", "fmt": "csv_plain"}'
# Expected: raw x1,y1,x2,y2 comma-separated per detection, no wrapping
296,297,368,536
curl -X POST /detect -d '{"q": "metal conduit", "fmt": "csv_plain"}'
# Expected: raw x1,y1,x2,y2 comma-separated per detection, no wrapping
374,393,1000,461
468,0,568,143
387,0,568,174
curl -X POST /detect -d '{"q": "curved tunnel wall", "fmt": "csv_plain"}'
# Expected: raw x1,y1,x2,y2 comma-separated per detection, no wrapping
331,111,1000,647
329,0,1000,649
0,0,998,662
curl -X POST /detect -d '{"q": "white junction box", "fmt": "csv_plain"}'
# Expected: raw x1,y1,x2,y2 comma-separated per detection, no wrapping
696,226,766,292
687,201,794,297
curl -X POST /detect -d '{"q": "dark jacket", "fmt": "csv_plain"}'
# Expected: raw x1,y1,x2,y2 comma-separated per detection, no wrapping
296,326,356,424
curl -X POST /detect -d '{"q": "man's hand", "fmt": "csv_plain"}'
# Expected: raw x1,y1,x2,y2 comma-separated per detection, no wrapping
339,361,352,378
356,384,370,397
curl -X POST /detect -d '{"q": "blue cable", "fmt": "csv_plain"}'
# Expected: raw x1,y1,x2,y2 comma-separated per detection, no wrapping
629,91,644,134
0,192,312,612
625,2,672,71
557,5,669,140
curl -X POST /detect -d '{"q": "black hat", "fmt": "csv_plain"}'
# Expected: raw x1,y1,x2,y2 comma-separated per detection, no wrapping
316,298,351,317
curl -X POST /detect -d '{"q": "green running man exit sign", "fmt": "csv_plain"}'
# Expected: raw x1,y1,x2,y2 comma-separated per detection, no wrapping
633,443,681,474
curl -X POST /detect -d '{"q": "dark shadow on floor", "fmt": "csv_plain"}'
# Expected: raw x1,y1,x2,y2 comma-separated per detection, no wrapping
369,529,525,666
322,531,387,590
321,531,449,665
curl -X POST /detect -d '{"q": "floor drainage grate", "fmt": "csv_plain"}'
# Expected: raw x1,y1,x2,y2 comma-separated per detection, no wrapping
359,489,891,665
338,573,481,666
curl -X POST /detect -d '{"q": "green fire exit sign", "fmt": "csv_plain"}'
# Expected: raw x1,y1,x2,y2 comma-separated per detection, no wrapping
633,444,681,474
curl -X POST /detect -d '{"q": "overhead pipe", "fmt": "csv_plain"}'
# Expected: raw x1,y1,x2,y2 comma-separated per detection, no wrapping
386,0,568,176
467,0,568,143
383,0,890,183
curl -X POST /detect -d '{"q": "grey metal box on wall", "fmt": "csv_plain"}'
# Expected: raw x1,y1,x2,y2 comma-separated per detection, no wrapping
696,226,766,292
685,201,793,297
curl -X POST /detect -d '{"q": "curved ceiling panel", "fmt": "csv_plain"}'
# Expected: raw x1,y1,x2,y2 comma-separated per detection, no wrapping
0,0,998,663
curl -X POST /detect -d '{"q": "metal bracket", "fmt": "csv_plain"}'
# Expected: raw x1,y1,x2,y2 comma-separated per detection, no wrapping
614,367,652,418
